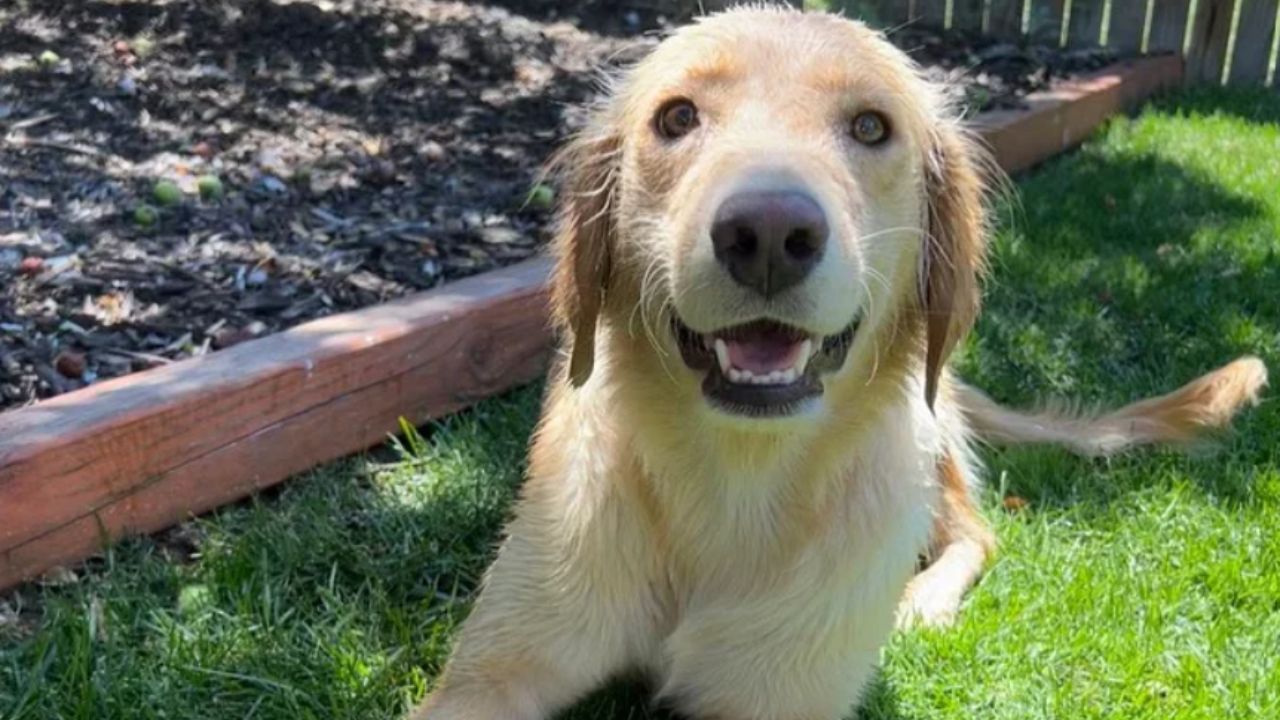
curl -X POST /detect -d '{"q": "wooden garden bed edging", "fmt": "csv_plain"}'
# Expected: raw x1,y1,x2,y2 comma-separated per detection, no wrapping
973,55,1183,174
0,260,553,589
0,56,1182,591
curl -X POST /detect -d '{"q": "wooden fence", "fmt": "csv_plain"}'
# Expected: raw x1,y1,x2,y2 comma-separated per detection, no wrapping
676,0,1277,87
837,0,1279,86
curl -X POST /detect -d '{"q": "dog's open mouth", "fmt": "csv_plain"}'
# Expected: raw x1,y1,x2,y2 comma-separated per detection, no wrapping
673,316,858,416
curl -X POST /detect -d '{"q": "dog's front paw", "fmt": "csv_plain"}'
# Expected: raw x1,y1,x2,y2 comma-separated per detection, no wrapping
895,576,962,629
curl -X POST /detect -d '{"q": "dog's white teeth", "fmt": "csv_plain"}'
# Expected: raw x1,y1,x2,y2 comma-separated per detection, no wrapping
718,339,814,386
713,338,732,374
796,340,813,374
723,366,804,386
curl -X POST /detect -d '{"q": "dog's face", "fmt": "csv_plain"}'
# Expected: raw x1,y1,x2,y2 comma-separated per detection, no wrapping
552,8,986,423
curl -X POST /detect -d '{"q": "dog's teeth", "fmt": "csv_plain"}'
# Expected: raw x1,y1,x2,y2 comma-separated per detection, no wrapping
718,340,815,386
796,340,813,375
723,365,805,385
714,338,732,374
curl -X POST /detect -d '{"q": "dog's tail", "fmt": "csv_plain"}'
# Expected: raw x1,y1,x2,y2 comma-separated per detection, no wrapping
954,357,1268,457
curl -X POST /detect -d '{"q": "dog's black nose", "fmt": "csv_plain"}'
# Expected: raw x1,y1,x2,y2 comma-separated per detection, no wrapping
711,190,828,298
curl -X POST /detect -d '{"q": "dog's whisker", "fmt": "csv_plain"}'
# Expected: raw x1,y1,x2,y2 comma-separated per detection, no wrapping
860,226,928,243
862,265,892,297
855,275,884,388
858,274,881,330
650,302,682,386
636,250,674,361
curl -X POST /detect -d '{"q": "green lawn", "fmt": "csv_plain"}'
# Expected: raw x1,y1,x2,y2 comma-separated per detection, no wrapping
3,87,1278,720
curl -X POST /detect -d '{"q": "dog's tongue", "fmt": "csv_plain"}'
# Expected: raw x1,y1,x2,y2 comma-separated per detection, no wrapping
724,325,806,374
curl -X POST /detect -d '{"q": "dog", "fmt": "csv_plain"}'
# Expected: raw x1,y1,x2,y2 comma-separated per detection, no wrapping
413,6,1267,719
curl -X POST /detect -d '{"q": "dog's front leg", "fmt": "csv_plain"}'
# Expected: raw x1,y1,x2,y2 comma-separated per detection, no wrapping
412,462,659,719
896,450,994,628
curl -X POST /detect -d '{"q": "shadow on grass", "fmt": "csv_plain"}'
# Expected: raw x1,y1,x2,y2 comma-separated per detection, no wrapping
1145,85,1280,126
557,669,916,720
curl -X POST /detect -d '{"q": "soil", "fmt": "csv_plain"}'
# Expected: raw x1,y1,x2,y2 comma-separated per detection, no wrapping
0,0,1120,412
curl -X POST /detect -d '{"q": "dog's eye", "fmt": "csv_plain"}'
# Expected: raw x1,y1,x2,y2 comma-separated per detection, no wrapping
656,99,699,140
850,111,889,146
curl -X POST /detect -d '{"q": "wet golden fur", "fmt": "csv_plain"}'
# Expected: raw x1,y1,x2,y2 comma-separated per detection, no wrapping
413,6,1265,719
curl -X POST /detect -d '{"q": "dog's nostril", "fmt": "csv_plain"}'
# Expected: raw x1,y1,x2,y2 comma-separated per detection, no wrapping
732,226,758,257
784,229,818,261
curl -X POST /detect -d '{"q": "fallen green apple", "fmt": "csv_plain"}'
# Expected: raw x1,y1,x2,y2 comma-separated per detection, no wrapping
152,180,183,207
197,174,224,200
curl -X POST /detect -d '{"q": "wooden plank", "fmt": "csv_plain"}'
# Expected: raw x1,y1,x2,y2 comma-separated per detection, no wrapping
1069,0,1108,45
974,55,1185,173
0,259,553,587
988,0,1029,37
953,0,987,31
918,0,949,27
1187,0,1235,82
868,0,913,27
1028,0,1069,44
0,56,1187,592
1,353,536,587
1149,0,1192,52
1108,0,1151,50
1228,0,1278,84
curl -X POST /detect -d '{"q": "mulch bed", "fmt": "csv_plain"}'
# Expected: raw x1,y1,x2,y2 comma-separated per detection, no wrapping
0,0,1119,412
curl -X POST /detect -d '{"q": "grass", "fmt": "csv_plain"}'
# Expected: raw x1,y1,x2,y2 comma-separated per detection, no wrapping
3,87,1279,719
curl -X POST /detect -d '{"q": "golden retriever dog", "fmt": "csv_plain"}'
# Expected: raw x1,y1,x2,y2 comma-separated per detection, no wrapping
414,6,1266,719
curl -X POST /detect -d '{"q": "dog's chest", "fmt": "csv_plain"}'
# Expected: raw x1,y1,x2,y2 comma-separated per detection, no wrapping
635,410,938,673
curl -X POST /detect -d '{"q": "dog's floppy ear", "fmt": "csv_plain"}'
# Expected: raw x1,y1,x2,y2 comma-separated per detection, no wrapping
920,123,989,409
548,124,620,387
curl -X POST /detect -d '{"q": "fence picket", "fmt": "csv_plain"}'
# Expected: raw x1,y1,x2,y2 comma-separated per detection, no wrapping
1227,0,1278,83
987,0,1029,36
1187,0,1236,82
1108,0,1150,49
866,0,913,26
1148,0,1192,52
954,0,987,30
1028,0,1068,43
1068,0,1109,44
917,0,948,26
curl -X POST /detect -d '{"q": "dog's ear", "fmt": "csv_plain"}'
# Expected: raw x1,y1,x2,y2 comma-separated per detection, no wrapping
920,123,988,409
548,125,620,387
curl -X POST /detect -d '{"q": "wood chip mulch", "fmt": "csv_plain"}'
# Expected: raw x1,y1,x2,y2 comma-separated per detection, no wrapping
0,0,1120,412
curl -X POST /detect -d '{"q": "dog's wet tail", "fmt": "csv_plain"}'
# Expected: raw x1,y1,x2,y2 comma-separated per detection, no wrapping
954,357,1268,457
